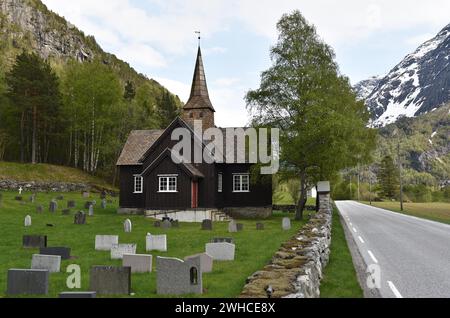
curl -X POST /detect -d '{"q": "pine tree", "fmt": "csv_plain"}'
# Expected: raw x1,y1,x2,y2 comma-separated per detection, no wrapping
155,90,180,128
378,155,399,199
124,80,136,101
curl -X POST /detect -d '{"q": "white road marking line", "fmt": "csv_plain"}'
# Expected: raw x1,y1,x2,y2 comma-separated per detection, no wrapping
349,222,353,226
388,281,403,298
353,227,357,233
368,250,378,264
358,236,365,243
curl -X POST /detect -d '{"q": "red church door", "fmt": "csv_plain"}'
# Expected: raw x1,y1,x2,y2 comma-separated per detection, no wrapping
191,181,199,209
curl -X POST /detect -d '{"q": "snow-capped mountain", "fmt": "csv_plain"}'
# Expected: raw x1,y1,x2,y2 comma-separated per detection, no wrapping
355,23,450,127
354,76,383,100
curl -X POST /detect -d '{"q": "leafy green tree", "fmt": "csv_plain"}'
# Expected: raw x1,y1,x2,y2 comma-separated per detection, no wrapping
378,155,399,199
124,80,136,101
155,90,180,128
5,52,62,164
246,11,376,219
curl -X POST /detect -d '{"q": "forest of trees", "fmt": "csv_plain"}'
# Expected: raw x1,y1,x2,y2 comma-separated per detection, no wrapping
0,52,180,183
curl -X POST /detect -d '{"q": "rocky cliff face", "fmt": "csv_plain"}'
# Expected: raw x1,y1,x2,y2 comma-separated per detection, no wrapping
355,23,450,127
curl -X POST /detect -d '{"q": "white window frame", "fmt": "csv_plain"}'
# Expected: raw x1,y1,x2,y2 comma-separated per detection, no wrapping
158,175,178,193
233,174,250,193
218,173,223,193
134,175,143,194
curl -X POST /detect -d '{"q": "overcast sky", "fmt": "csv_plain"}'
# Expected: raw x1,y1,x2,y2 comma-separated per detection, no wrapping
42,0,450,127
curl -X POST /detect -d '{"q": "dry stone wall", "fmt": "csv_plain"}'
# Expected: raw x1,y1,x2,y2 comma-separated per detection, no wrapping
240,193,332,298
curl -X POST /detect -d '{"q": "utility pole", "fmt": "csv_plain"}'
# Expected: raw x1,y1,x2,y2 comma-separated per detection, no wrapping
369,166,372,206
398,141,404,211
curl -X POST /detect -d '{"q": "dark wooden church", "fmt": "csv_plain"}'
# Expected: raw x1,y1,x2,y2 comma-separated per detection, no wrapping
116,46,272,218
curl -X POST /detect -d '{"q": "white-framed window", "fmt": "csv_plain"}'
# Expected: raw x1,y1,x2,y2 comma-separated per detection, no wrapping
233,174,250,193
218,173,223,193
134,176,143,194
158,175,178,193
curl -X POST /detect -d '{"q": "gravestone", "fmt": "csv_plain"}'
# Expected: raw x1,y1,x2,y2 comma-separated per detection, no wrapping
228,220,237,233
201,219,213,231
15,196,23,201
67,201,76,208
49,200,58,213
124,219,132,233
100,191,107,199
95,235,119,251
89,266,131,295
184,253,213,273
74,212,86,225
62,209,71,216
7,269,49,295
205,242,235,261
23,235,47,248
256,223,265,230
82,192,90,198
154,221,161,228
31,254,61,273
101,199,107,209
88,205,94,216
282,217,291,230
56,195,64,201
236,224,244,232
123,254,152,273
172,220,179,228
39,247,71,260
59,292,96,298
36,205,44,214
24,215,32,227
156,256,202,295
111,244,137,260
162,220,172,229
84,201,92,209
29,194,36,203
212,238,234,244
146,234,167,252
92,200,97,206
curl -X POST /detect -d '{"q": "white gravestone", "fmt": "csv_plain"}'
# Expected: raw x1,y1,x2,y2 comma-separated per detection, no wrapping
88,205,94,216
282,217,291,230
146,234,167,252
24,215,32,227
123,254,152,273
95,235,119,251
111,244,137,260
205,243,235,261
184,253,213,273
228,220,237,233
31,254,61,273
124,219,132,233
19,186,23,195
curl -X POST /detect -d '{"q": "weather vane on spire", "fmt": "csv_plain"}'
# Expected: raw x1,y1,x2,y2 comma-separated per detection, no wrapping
195,31,201,46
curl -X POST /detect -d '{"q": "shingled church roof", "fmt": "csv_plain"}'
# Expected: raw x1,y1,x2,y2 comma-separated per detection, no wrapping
116,130,164,166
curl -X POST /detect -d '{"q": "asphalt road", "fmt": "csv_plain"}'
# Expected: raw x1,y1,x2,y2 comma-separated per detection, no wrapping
335,201,450,298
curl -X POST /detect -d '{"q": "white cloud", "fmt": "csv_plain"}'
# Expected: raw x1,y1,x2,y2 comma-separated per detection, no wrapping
214,77,241,87
153,77,190,101
116,43,167,69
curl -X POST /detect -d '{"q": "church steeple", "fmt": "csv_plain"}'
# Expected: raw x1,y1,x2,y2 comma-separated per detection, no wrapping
182,45,216,130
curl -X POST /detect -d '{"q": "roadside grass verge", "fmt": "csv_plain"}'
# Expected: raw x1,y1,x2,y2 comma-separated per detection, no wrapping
320,206,363,298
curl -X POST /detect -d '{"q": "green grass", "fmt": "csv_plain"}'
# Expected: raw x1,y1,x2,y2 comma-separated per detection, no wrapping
360,201,450,225
320,207,363,298
273,190,316,206
0,190,304,298
0,161,115,190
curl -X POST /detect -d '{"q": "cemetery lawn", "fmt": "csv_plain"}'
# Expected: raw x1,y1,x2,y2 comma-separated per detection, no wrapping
360,201,450,225
320,207,363,298
0,191,305,298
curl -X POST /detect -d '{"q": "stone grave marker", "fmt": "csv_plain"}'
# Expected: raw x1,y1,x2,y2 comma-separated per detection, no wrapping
256,223,265,230
89,266,131,295
228,220,237,233
15,196,23,201
101,199,107,209
205,242,235,261
31,254,61,273
100,191,107,199
156,256,202,295
124,219,132,233
67,200,76,208
49,200,58,213
29,194,36,203
184,253,213,273
154,221,161,228
56,195,64,201
23,235,47,249
7,269,49,295
24,215,32,227
236,223,244,232
74,211,86,225
84,201,92,209
146,234,167,252
36,205,44,214
282,217,291,230
59,292,97,298
88,205,94,216
82,192,90,198
39,247,71,260
162,220,172,229
95,235,119,251
201,219,213,231
123,254,152,273
212,237,234,244
111,244,137,260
